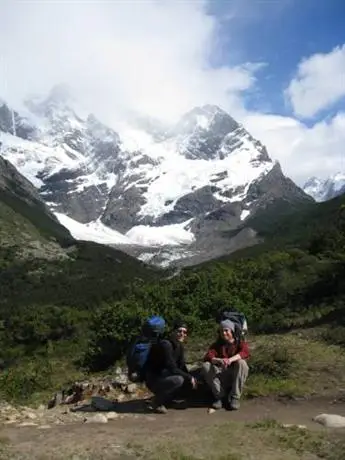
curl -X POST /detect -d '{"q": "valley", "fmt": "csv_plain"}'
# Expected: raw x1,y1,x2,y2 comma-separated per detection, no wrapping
0,87,344,460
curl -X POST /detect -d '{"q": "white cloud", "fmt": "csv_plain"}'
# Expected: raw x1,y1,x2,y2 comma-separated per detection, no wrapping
243,111,345,184
286,44,345,118
0,0,259,124
0,0,344,185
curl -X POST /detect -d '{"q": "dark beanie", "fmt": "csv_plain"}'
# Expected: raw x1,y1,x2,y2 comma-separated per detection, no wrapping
173,319,188,330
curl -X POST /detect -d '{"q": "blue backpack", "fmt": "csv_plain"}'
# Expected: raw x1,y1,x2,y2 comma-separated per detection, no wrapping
126,316,166,382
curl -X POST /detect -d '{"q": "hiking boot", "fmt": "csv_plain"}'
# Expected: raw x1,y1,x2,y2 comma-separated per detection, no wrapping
169,399,188,410
153,404,168,414
229,397,240,411
212,399,223,410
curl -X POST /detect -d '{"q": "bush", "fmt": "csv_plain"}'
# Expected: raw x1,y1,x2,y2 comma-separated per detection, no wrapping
0,354,53,403
82,301,150,371
250,342,295,379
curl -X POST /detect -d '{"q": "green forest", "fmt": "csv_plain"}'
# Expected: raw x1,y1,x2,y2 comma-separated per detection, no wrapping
0,191,344,399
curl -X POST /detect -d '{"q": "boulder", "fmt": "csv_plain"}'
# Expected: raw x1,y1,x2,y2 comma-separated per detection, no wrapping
126,383,138,394
84,413,108,424
313,413,345,428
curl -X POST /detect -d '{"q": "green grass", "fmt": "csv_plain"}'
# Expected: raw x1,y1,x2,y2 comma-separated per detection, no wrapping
126,419,345,460
246,331,345,399
186,328,345,400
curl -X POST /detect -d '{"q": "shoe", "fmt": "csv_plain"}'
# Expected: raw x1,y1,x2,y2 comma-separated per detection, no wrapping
169,399,188,410
212,399,223,410
153,404,168,414
229,397,240,410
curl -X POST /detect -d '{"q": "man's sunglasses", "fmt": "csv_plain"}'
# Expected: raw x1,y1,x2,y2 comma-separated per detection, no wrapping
177,328,188,335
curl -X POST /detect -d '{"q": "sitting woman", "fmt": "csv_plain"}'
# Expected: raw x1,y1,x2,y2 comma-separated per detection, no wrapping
201,319,249,410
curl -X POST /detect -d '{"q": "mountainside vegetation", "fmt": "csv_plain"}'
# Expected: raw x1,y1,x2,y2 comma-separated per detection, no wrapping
0,157,344,401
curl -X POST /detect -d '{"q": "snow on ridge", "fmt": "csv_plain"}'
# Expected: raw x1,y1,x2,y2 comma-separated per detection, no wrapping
126,219,195,247
55,213,133,245
0,131,84,187
240,210,250,221
55,212,195,247
333,172,345,192
304,171,345,201
135,136,274,219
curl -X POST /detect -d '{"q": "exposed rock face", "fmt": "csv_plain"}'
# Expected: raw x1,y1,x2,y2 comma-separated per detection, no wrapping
0,87,313,266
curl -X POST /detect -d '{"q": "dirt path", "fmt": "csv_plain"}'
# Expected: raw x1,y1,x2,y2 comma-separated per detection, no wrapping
1,397,345,459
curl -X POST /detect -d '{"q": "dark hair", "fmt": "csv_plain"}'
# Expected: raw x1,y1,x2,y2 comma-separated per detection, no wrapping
172,319,188,330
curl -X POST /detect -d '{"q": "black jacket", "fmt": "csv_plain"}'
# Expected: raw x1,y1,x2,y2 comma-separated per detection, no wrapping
146,336,192,381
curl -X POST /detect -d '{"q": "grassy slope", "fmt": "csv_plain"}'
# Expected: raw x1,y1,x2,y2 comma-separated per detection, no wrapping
0,169,163,372
221,193,345,261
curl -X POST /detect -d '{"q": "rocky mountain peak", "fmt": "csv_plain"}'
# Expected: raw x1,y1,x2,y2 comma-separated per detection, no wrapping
25,84,75,115
303,172,345,202
0,86,313,266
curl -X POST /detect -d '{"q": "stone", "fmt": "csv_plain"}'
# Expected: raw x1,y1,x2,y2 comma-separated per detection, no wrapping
84,413,108,424
126,383,138,394
207,408,216,414
37,425,51,429
48,391,64,409
113,374,128,386
17,422,38,427
313,414,345,428
106,412,119,421
282,424,307,430
116,393,126,403
24,412,38,420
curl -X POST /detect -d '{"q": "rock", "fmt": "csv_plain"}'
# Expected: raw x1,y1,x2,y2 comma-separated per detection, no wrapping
207,408,216,414
0,402,14,412
17,422,38,427
282,424,307,430
126,383,138,394
113,374,128,386
24,412,38,420
313,414,345,428
106,412,119,421
116,393,126,403
84,414,108,424
64,392,83,404
48,391,64,409
37,425,51,429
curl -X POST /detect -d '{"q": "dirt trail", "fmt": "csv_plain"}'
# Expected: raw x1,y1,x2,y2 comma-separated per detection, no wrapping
1,397,345,459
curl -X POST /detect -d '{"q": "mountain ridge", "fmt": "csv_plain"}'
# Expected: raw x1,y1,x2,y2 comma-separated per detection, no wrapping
303,173,345,202
0,86,313,266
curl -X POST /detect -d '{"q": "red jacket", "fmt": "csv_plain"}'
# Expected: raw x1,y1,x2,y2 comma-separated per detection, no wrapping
204,339,250,362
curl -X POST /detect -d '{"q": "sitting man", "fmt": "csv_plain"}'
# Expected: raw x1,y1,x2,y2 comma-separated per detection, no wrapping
201,319,249,410
145,320,197,414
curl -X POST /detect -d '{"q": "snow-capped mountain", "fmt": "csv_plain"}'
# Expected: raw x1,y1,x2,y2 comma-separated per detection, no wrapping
303,173,345,202
0,85,312,266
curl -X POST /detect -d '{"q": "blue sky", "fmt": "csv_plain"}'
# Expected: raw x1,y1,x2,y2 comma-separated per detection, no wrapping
210,0,345,121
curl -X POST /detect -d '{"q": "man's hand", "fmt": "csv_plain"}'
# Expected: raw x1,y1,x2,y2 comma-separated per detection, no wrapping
191,377,197,389
211,357,223,366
